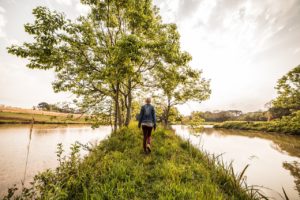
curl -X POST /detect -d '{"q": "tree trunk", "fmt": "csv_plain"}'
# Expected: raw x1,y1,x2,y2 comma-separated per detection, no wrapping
125,80,132,127
120,95,125,126
113,97,118,131
164,105,170,127
113,82,121,131
117,103,122,127
109,103,113,129
164,98,171,127
116,82,123,128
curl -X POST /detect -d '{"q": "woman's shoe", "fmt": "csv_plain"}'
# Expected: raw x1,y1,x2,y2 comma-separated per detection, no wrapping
146,144,151,153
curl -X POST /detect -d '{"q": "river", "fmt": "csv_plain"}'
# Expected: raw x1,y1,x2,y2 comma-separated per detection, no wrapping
172,125,300,200
0,124,299,199
0,124,111,197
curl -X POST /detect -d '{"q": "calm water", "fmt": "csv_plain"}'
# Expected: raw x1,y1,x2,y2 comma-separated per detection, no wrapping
0,124,111,196
172,125,300,200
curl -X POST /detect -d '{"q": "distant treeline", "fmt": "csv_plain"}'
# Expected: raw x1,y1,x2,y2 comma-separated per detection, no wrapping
187,110,268,122
214,111,300,135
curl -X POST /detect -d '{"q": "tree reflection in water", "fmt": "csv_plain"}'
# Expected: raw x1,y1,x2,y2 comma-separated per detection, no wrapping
22,121,34,188
283,161,300,196
202,128,300,158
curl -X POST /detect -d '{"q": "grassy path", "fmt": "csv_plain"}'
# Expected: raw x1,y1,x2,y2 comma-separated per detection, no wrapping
5,125,261,199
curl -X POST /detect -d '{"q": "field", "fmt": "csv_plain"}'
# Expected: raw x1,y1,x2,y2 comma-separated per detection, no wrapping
0,105,91,124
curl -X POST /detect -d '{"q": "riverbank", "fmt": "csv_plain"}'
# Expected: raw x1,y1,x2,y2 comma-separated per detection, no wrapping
214,111,300,135
3,124,262,199
0,111,91,124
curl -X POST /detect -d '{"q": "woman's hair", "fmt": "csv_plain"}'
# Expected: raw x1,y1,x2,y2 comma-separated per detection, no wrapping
145,97,151,104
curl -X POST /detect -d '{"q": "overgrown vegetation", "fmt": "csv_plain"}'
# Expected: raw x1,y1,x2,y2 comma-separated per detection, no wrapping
3,124,263,199
214,110,300,135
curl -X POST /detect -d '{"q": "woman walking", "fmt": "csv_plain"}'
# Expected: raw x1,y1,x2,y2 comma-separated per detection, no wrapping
138,97,156,154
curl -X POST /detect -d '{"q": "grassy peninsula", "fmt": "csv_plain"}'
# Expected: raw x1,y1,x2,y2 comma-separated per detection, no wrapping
4,124,262,200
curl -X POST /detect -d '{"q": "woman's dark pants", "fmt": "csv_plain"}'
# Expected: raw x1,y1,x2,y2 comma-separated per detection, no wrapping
142,125,152,153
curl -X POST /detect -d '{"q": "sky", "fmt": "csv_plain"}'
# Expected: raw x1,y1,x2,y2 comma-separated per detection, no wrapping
0,0,299,115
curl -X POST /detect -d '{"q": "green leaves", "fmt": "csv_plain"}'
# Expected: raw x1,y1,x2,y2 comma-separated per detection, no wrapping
272,65,300,115
25,7,65,35
7,6,67,70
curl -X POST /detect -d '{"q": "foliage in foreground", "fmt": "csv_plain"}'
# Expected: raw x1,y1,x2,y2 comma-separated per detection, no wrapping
214,110,300,135
3,125,263,200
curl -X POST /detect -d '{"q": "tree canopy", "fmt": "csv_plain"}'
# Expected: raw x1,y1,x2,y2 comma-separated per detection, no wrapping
7,0,210,129
269,65,300,118
273,65,300,110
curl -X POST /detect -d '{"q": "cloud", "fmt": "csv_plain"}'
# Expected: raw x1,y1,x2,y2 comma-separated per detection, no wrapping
172,0,300,113
54,0,73,6
0,6,5,13
75,2,90,16
0,6,6,38
189,0,300,57
153,0,180,23
177,0,202,18
294,48,300,55
5,38,20,46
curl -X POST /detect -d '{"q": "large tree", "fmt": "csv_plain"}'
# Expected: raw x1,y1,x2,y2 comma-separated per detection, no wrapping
8,1,211,129
7,1,164,130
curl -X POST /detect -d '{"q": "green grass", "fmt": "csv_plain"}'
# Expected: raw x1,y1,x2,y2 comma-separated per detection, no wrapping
0,111,91,124
214,111,300,135
4,124,263,200
200,122,222,126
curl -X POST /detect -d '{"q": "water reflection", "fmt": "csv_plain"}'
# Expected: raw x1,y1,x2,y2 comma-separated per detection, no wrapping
172,125,300,200
22,123,34,187
203,128,300,158
0,124,111,196
283,161,300,197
